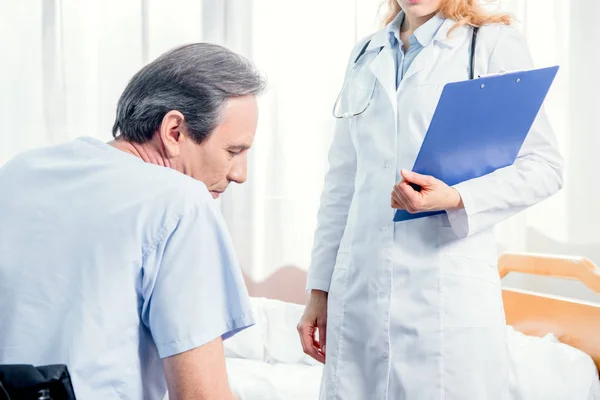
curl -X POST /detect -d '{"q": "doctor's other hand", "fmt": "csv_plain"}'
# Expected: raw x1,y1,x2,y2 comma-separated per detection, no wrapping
391,169,464,213
297,290,328,364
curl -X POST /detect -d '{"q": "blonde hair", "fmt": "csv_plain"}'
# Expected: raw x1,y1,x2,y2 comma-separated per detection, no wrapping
382,0,511,32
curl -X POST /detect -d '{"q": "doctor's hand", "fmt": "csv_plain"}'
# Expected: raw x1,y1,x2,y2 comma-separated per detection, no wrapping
297,290,328,364
391,170,463,213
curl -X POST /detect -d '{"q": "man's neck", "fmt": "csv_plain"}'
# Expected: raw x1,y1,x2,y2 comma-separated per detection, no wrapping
109,137,174,168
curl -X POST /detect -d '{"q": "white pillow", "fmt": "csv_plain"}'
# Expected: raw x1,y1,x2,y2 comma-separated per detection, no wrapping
506,326,599,400
260,298,318,365
223,298,267,361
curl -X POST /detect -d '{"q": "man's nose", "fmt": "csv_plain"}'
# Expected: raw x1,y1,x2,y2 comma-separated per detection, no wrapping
227,159,247,184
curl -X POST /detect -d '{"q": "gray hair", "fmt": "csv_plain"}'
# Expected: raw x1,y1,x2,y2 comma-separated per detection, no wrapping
112,43,266,144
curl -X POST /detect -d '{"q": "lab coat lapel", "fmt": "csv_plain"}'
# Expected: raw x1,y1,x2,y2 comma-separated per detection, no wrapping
363,29,396,114
367,49,398,132
401,45,435,83
401,18,457,84
368,46,397,110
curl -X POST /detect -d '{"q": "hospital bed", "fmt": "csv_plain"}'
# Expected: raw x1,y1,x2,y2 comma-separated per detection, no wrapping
223,253,600,399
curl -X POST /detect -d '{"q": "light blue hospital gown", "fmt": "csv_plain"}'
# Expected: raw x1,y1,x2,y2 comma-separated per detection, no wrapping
0,137,254,399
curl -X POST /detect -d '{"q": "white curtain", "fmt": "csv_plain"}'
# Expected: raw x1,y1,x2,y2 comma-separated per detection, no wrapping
2,0,599,301
0,0,206,162
219,0,374,283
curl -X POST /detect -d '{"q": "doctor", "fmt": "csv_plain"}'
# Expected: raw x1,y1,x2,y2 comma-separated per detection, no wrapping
297,0,564,399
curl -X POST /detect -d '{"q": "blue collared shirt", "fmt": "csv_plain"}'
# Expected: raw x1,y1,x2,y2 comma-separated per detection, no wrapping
0,137,254,399
386,11,446,88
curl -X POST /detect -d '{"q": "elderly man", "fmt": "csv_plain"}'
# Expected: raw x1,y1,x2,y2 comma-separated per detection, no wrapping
0,43,265,399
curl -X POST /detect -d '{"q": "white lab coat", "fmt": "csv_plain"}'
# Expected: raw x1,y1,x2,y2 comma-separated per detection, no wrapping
306,18,564,400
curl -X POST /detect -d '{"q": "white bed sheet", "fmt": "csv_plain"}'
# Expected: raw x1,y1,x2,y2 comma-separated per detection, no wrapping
227,359,322,400
223,298,600,400
227,347,599,400
506,326,600,400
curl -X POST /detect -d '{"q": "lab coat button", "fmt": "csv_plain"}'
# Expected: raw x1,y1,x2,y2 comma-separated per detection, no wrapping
378,292,386,298
383,352,389,359
383,160,391,169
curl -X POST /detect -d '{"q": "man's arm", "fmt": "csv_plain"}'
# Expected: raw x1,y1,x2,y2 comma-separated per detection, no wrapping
140,196,252,400
162,337,235,400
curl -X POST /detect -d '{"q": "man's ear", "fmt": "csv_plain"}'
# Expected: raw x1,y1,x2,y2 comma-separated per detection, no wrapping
158,110,186,158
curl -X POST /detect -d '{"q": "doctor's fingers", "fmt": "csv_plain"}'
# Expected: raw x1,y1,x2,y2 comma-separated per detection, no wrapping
391,190,407,210
393,185,416,207
391,197,404,209
395,184,424,213
297,321,325,363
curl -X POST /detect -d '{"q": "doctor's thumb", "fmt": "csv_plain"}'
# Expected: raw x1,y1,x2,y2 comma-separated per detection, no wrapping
401,169,415,180
402,169,431,186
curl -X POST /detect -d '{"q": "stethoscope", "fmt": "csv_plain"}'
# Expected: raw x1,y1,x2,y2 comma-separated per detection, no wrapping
332,26,480,119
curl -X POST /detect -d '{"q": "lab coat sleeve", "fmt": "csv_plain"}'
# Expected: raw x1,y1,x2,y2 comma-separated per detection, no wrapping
305,40,366,292
446,25,564,238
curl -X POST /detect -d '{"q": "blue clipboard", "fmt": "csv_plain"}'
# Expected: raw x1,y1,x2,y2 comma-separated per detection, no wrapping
394,66,559,222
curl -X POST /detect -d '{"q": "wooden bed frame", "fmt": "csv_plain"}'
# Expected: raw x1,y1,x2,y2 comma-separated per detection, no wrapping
244,252,600,372
499,253,600,372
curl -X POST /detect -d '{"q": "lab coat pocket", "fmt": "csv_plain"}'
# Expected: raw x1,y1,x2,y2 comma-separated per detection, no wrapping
329,251,350,318
438,225,498,267
333,249,351,271
326,253,350,368
441,256,505,328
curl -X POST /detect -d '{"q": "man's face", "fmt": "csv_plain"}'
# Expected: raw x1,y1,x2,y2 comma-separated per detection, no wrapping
178,95,258,198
